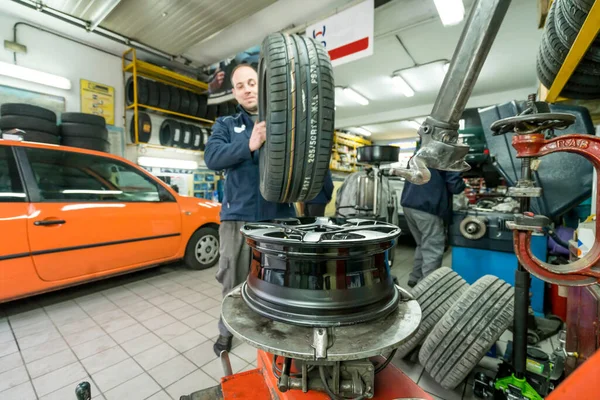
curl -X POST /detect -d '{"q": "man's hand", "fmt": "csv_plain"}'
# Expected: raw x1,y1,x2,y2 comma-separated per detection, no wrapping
249,121,266,152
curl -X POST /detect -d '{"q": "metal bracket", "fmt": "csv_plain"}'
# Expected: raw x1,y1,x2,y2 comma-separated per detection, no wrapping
312,328,329,360
507,180,543,198
506,213,551,232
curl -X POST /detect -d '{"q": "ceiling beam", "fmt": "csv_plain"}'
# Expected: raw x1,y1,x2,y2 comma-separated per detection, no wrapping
335,86,536,128
88,0,121,31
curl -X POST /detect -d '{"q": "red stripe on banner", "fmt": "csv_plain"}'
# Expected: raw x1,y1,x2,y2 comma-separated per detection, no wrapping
328,37,369,61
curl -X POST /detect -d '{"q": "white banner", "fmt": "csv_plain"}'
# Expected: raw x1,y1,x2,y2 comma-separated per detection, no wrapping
306,0,374,67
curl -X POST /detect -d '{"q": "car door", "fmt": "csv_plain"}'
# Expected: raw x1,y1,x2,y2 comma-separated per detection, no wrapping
0,145,38,302
19,146,182,282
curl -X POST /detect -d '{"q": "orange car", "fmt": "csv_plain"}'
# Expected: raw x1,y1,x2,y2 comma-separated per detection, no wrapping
0,136,221,304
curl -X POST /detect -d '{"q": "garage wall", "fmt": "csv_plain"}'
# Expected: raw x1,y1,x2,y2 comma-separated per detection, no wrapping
0,13,125,129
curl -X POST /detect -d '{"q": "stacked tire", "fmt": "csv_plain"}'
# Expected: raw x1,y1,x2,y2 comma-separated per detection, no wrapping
126,77,209,120
0,104,59,144
159,119,208,150
537,0,600,99
60,113,110,153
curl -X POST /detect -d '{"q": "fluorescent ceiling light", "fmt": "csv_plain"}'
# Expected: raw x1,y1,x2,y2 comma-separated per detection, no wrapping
138,157,198,170
459,119,466,130
433,0,465,26
443,62,450,74
391,75,415,97
343,87,369,106
351,127,371,137
0,61,71,90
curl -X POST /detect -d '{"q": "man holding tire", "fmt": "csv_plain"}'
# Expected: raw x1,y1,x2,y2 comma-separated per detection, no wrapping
204,63,296,356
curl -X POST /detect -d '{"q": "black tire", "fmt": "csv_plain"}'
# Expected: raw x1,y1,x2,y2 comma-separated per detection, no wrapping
0,115,58,135
61,123,108,141
196,95,208,118
191,125,202,150
205,105,217,121
570,0,594,12
159,119,182,147
184,226,220,270
8,130,60,144
169,86,181,111
129,112,152,143
126,77,149,105
62,137,110,153
180,123,193,149
147,80,160,107
1,103,56,122
189,92,199,116
418,275,514,390
157,82,170,110
258,33,335,203
200,128,210,151
395,268,469,359
60,112,106,127
217,102,229,117
554,0,600,63
179,89,191,115
537,51,600,99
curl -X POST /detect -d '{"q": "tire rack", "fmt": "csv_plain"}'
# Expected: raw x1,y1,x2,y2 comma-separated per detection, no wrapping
330,131,372,173
540,1,600,102
122,47,213,152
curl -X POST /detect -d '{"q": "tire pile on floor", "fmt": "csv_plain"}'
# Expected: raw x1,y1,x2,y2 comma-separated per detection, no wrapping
0,103,109,152
537,0,600,99
397,268,515,390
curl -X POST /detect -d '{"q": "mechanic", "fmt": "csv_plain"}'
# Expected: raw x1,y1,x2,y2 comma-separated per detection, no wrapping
302,170,334,217
400,163,465,288
204,63,296,356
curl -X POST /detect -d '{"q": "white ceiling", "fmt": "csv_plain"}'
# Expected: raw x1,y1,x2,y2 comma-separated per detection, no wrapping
334,0,543,141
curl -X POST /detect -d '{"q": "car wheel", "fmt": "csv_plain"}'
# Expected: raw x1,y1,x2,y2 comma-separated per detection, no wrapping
185,227,220,270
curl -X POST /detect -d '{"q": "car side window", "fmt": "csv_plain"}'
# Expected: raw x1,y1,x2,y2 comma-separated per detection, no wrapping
24,147,172,203
0,147,26,202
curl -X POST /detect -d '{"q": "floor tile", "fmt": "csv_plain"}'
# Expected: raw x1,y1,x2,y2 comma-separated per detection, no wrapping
201,353,247,382
168,330,209,353
239,364,257,373
196,321,219,340
184,340,218,368
93,309,128,325
71,334,118,359
134,342,179,370
133,306,164,322
12,318,55,339
92,358,144,392
203,286,222,298
168,304,201,321
146,390,173,400
181,292,209,305
158,299,189,313
148,294,178,307
120,300,153,315
155,321,192,342
418,371,465,400
32,362,87,397
0,380,36,400
100,315,138,333
26,348,78,378
193,298,220,312
205,306,222,319
148,355,197,387
0,365,29,393
110,323,150,344
8,309,49,330
171,288,198,300
0,330,13,345
79,300,118,317
122,333,163,356
0,318,9,333
165,369,216,399
21,337,69,363
181,312,215,329
110,294,143,308
16,328,61,350
81,346,130,374
0,352,23,375
57,317,98,336
39,378,99,400
105,372,161,400
142,313,178,331
231,342,258,364
0,339,18,358
64,326,106,347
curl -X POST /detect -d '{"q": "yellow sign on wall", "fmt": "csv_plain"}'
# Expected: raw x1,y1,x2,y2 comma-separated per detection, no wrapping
80,79,115,125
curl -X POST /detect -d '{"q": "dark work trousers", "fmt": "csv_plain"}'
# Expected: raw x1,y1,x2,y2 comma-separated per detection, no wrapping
304,204,327,217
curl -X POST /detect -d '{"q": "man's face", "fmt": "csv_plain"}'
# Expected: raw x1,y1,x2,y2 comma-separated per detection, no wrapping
231,66,258,113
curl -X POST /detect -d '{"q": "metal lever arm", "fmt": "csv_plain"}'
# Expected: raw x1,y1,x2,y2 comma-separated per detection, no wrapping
511,134,600,286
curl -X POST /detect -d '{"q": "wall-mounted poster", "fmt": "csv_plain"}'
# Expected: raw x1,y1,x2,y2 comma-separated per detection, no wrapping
204,45,260,103
80,79,115,125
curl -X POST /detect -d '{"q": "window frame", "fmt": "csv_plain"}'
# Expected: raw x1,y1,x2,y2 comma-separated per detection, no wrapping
0,145,29,203
16,146,176,204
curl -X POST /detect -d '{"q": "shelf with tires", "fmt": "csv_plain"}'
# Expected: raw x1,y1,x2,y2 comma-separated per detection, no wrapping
329,131,371,173
537,0,600,102
0,103,111,153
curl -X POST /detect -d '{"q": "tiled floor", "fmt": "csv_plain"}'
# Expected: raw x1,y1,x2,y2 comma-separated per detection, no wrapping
0,238,558,400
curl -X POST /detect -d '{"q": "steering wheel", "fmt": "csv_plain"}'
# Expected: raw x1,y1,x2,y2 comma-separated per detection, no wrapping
490,113,576,136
